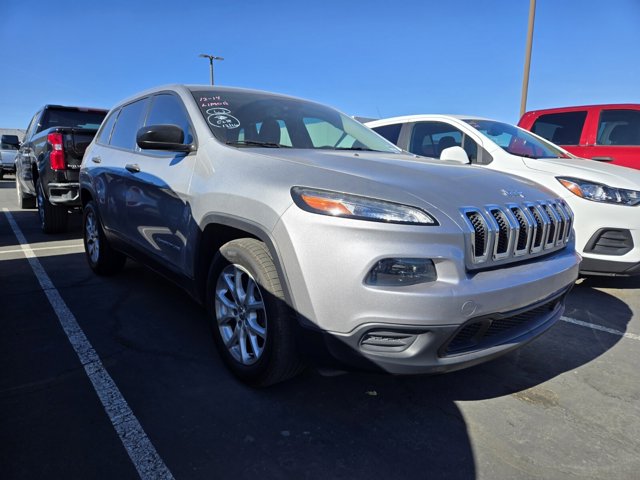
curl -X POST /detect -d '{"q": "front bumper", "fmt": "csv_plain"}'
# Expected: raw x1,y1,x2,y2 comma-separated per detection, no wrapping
274,202,579,374
311,286,570,374
570,199,640,275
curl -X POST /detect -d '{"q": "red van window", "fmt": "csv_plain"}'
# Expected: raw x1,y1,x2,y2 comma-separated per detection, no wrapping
596,109,640,146
531,111,587,145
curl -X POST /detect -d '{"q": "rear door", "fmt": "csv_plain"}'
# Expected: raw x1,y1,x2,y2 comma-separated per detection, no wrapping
90,98,150,240
587,107,640,169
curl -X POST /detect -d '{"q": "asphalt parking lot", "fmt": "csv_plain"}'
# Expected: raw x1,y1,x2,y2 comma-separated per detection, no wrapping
1,175,639,480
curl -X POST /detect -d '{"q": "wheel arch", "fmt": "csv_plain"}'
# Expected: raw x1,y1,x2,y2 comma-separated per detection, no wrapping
80,187,94,207
194,214,294,308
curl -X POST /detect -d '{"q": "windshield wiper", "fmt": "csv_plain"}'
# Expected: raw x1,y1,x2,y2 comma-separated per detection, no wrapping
333,146,376,151
225,140,290,148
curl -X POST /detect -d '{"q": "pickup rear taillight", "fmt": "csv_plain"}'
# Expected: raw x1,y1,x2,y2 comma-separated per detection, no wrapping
48,133,65,170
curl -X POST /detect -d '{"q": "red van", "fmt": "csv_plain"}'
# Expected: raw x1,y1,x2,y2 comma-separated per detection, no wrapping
518,104,640,170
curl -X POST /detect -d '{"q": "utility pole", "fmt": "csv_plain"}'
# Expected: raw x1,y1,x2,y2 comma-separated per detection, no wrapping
520,0,536,117
199,53,224,85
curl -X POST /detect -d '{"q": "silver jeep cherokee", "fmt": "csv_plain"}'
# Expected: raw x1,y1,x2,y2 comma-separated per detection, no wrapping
80,85,579,385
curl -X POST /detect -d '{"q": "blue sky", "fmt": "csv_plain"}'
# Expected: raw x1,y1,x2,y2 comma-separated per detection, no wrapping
1,0,639,129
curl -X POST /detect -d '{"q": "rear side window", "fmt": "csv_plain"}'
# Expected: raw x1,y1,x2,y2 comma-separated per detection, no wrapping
110,99,149,150
531,111,587,145
96,109,119,145
596,109,640,146
372,123,402,144
40,109,107,131
145,94,194,144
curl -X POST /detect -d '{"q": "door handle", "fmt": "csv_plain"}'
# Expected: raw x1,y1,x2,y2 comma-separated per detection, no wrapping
91,156,101,164
591,156,614,162
125,163,140,173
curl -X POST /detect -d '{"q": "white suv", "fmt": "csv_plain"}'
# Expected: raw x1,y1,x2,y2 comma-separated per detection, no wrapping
367,115,640,276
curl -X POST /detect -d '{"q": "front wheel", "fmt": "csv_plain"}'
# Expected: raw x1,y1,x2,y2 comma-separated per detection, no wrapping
207,238,303,386
83,200,126,275
37,180,68,233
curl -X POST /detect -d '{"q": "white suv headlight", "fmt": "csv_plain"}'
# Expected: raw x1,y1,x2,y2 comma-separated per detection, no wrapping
557,177,640,206
291,187,438,225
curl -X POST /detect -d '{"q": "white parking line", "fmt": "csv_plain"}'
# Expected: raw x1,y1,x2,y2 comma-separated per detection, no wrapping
2,208,174,480
561,316,640,342
0,243,84,255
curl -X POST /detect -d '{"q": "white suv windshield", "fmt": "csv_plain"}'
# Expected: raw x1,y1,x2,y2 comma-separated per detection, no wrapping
191,89,400,152
465,119,569,159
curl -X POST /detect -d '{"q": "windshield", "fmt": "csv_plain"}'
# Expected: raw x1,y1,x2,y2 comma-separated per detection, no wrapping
464,119,569,159
191,89,401,152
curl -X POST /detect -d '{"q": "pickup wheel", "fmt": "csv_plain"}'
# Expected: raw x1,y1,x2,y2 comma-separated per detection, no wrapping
207,238,304,386
16,177,36,209
37,180,68,233
83,201,126,275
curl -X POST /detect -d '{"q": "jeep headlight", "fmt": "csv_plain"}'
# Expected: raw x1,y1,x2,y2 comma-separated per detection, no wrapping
557,177,640,206
291,187,438,225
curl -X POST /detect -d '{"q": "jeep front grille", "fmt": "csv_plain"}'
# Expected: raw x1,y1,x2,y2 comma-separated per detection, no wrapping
461,199,572,269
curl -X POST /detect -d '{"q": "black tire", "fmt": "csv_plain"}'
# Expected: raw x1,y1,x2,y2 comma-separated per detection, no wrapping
207,238,304,386
83,200,126,275
0,170,4,180
37,180,68,233
16,177,36,209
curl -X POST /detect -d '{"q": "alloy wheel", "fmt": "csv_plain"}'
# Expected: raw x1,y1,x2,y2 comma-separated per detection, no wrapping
214,264,268,365
85,210,100,264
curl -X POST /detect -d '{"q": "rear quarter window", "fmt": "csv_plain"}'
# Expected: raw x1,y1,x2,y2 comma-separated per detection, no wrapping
531,111,587,145
596,109,640,146
372,123,402,144
96,109,119,145
40,109,107,131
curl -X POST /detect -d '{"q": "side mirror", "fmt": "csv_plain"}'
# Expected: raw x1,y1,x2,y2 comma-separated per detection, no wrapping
136,124,193,152
440,146,470,164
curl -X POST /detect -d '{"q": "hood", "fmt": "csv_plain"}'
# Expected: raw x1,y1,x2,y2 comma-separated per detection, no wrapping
249,148,561,219
522,156,640,190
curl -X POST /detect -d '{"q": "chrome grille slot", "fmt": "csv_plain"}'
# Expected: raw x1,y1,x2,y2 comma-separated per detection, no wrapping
460,198,572,269
487,206,518,260
553,202,571,245
541,203,560,248
509,206,533,256
464,210,490,262
490,209,509,256
526,204,546,253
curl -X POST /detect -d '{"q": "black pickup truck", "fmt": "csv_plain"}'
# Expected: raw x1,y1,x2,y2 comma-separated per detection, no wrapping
15,105,107,233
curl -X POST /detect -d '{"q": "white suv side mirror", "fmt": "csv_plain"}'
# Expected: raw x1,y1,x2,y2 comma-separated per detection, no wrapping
440,146,470,164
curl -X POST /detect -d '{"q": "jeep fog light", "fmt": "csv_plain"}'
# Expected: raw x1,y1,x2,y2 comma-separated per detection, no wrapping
366,258,437,286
